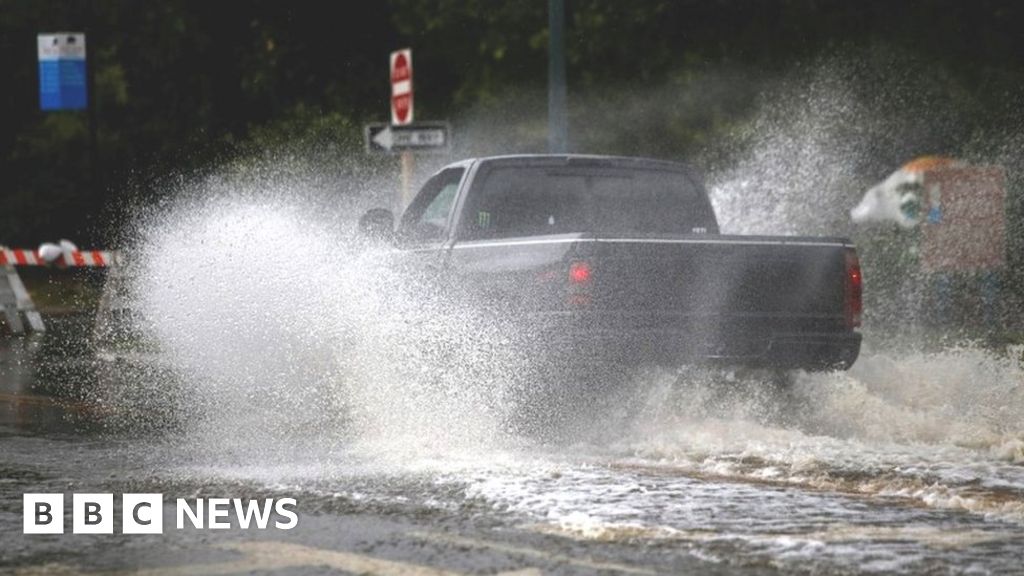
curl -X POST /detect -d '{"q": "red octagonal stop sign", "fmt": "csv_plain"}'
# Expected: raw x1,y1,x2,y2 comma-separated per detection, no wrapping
390,49,413,125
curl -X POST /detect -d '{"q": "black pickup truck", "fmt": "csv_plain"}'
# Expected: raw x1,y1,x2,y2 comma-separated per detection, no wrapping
360,155,862,372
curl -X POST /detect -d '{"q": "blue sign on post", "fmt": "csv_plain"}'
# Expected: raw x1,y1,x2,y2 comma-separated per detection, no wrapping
37,33,87,111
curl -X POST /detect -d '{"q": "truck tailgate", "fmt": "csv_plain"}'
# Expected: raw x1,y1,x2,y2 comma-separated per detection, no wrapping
446,234,861,369
586,237,849,332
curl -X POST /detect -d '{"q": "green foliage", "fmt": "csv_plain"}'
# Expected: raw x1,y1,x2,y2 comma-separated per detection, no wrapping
1,0,1023,253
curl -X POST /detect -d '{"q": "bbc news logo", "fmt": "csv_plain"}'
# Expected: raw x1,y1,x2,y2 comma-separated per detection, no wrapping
24,494,298,534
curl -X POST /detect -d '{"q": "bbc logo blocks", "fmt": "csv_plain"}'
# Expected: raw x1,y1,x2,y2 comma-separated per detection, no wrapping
24,493,163,535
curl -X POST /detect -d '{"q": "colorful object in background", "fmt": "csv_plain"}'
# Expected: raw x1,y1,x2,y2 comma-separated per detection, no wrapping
851,156,1008,328
917,164,1006,273
851,156,1006,272
37,33,87,111
850,156,961,228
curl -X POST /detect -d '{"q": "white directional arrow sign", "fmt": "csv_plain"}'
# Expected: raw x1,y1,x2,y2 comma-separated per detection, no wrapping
372,125,395,150
364,123,450,154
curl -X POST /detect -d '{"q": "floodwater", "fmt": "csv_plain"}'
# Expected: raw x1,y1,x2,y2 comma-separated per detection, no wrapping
2,311,1023,575
0,194,1022,575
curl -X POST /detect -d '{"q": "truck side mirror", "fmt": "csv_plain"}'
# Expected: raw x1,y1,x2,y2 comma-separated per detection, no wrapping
357,208,395,243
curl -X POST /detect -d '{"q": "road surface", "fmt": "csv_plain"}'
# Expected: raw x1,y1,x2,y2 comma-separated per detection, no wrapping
2,316,1023,575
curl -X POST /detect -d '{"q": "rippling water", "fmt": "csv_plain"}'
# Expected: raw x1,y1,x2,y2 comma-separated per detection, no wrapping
5,304,1023,574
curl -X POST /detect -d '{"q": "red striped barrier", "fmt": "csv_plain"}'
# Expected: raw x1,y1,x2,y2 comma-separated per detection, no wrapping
0,248,120,267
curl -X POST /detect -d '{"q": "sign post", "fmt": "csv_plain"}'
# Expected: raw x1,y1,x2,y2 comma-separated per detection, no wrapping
365,49,454,211
390,49,415,208
38,31,100,215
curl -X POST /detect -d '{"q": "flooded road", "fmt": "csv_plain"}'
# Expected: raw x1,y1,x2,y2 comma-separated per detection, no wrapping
2,315,1023,575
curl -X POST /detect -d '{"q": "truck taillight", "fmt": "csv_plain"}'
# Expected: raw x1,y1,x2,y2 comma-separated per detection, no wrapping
567,261,592,306
844,249,863,329
569,261,592,284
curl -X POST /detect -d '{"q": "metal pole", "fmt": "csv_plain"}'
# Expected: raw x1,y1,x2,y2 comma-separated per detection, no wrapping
86,0,100,209
400,151,415,209
548,0,568,153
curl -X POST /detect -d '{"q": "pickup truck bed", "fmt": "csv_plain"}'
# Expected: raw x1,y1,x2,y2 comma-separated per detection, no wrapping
366,154,862,372
448,233,861,370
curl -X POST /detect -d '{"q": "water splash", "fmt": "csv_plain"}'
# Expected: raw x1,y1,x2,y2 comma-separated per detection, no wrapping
87,56,1024,559
104,166,531,474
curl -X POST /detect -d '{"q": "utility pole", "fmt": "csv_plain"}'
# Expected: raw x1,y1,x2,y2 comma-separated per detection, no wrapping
548,0,568,153
86,0,100,208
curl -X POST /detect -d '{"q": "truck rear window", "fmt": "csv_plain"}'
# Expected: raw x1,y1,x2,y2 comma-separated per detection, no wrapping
460,166,715,240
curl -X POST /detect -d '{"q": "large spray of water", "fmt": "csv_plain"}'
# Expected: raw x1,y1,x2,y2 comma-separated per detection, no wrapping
92,156,546,483
90,54,1024,531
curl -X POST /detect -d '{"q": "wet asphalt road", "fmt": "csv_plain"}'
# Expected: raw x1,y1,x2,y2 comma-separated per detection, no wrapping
2,316,1024,575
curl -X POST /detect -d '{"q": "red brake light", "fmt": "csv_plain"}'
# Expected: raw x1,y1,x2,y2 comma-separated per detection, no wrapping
844,250,863,328
569,261,592,284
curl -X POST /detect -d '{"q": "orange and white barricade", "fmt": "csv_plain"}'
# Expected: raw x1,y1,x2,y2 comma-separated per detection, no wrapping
0,243,122,335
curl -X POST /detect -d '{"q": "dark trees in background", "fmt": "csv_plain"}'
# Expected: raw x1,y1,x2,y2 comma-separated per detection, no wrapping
0,0,1022,245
